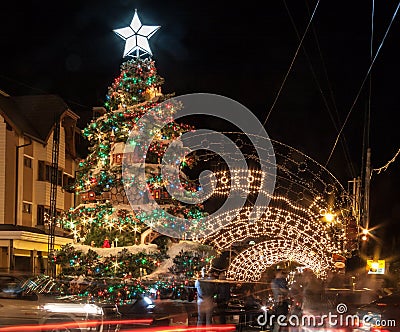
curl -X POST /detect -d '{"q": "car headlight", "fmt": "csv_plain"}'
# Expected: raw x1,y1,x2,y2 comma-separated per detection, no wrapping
143,296,153,305
83,304,104,315
43,303,103,315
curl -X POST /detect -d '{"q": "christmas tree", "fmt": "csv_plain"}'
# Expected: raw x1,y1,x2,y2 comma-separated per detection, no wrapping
55,244,165,279
60,12,206,248
169,249,215,279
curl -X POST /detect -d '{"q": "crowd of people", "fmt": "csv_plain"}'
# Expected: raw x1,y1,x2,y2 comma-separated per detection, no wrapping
195,271,289,325
194,268,324,329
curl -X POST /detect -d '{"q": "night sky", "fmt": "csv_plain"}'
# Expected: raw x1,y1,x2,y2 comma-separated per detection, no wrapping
0,1,399,253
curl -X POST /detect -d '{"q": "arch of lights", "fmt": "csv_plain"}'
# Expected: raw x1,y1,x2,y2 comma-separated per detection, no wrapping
198,202,341,254
187,132,359,278
227,239,330,281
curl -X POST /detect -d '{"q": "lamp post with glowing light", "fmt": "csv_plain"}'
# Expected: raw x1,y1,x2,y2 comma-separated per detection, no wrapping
359,227,371,262
324,212,335,223
361,228,369,241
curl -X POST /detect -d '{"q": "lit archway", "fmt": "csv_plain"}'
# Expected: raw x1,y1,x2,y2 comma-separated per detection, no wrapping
191,133,359,278
227,239,329,281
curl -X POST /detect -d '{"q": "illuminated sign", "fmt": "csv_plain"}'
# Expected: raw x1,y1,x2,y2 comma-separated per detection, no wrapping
367,260,385,274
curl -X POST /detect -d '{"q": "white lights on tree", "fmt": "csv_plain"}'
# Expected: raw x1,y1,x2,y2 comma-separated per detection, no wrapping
114,9,160,58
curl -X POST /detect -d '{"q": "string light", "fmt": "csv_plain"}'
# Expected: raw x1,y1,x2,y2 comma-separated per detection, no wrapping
227,239,329,281
60,57,207,246
373,148,400,174
189,132,359,278
60,50,359,281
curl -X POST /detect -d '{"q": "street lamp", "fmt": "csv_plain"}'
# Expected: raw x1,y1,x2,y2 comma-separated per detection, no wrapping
361,228,369,241
324,212,335,223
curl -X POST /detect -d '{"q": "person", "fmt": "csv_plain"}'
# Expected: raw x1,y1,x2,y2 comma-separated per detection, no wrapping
242,285,260,327
271,269,289,306
301,269,324,316
195,271,216,326
215,272,231,324
271,270,289,332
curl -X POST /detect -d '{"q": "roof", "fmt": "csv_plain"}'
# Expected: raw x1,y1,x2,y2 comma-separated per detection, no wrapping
0,94,41,139
0,224,46,235
0,93,79,143
0,224,74,238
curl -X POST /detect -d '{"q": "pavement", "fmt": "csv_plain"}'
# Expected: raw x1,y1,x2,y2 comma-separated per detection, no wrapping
118,299,266,331
153,299,199,326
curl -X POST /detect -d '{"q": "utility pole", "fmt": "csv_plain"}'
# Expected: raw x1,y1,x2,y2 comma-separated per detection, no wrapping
13,138,32,271
363,148,371,231
348,177,362,223
360,148,371,258
47,116,60,277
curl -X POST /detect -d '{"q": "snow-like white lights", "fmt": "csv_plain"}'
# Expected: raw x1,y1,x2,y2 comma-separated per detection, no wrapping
114,9,160,57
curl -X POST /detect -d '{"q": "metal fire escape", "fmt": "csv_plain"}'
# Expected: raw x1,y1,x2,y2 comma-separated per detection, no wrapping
47,116,60,277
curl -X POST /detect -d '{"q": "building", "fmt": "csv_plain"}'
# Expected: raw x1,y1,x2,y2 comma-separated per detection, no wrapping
0,90,79,274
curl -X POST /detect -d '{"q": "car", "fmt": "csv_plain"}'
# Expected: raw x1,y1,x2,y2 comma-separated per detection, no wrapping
117,295,171,328
353,292,400,332
0,274,121,332
66,278,170,329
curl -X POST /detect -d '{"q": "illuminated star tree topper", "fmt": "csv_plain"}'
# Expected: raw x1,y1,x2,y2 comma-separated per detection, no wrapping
114,9,160,58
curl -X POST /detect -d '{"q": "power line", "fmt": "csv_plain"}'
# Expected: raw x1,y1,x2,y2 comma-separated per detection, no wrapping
303,0,356,177
0,73,93,110
361,0,375,185
372,148,400,175
0,73,50,95
262,0,321,128
325,1,400,167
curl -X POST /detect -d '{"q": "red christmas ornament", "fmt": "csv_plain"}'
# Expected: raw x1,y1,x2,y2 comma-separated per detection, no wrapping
102,237,111,248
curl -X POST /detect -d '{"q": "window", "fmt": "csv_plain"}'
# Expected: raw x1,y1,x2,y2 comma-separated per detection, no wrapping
37,205,49,225
38,161,45,180
57,170,63,186
63,174,75,192
45,165,51,182
22,202,32,214
37,205,44,225
63,174,69,187
23,156,32,168
38,161,64,186
38,162,55,182
37,205,63,227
